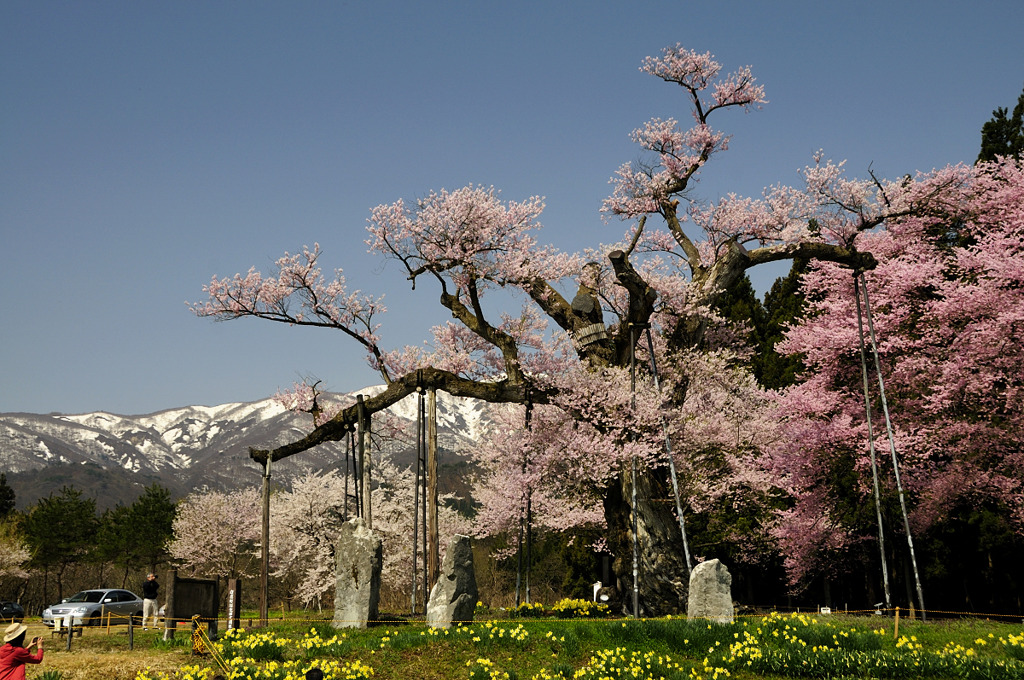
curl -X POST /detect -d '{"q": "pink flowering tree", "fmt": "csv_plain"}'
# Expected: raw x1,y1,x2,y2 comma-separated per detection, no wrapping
772,158,1024,602
194,45,971,614
169,488,262,582
0,518,31,580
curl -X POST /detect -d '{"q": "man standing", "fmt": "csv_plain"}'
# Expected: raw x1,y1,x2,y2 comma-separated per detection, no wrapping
141,573,159,630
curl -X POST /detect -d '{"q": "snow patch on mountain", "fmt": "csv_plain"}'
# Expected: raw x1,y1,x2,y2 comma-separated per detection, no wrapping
0,386,498,496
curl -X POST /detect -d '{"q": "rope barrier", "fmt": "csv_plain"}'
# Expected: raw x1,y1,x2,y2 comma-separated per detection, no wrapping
191,615,231,675
143,607,1024,627
19,606,1023,641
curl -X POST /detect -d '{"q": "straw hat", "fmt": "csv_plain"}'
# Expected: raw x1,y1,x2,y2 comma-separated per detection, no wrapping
3,622,27,643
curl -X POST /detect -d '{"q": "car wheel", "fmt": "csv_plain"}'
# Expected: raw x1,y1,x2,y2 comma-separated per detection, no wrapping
90,613,101,626
133,611,143,626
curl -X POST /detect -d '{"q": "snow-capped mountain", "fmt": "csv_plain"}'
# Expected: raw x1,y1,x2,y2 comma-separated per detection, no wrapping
1,386,498,509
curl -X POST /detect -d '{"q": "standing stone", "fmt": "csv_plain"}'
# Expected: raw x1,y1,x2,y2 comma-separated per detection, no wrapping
427,535,478,628
333,518,382,629
686,559,734,623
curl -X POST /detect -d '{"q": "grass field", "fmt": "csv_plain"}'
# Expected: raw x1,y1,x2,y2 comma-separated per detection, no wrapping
19,609,1024,680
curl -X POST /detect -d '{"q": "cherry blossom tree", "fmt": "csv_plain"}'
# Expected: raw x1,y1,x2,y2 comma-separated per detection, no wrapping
266,457,469,609
772,158,1024,606
169,488,262,581
194,45,971,614
0,518,30,580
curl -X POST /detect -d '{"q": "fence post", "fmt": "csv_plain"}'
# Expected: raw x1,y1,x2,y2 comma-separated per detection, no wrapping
128,609,134,651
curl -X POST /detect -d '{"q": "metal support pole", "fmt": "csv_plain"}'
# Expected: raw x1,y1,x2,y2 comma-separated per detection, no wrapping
259,454,271,627
860,274,926,620
629,325,640,617
525,492,532,604
514,507,524,608
644,328,693,576
854,275,892,610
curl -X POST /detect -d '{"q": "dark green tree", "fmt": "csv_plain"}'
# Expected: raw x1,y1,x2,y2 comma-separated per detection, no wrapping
754,258,809,389
128,484,177,572
711,263,808,390
94,484,176,586
978,84,1024,162
95,503,135,586
24,486,98,602
0,473,15,518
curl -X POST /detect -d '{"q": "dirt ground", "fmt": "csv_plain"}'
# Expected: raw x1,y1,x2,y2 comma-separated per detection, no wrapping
18,620,194,680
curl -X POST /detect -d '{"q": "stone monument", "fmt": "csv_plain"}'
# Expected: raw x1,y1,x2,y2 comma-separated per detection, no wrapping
427,534,478,628
686,558,734,624
333,518,382,629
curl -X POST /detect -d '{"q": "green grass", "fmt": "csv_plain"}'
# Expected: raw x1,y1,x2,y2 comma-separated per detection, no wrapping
121,612,1024,680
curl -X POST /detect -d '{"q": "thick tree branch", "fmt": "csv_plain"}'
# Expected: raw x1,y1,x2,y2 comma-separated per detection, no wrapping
608,249,658,365
250,368,540,464
660,200,705,277
440,289,525,383
746,241,877,273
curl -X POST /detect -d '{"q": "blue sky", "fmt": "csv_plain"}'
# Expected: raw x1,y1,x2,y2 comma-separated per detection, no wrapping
2,1,1022,415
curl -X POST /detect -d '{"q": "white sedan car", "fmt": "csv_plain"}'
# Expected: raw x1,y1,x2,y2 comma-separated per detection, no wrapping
41,588,144,627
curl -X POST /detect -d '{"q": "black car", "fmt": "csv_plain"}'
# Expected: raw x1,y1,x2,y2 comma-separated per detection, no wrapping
0,601,25,622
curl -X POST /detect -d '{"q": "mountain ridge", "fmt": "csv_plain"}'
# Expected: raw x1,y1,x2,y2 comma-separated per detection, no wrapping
1,386,497,510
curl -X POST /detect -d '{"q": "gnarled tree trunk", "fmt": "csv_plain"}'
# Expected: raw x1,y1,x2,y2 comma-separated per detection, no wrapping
604,465,690,615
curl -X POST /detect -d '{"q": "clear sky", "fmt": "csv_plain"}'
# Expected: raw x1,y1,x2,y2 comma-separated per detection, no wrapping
2,1,1022,416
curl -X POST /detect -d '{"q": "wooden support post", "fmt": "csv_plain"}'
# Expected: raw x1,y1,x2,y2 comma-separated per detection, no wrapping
412,388,422,615
427,388,439,590
420,393,428,613
226,579,241,631
344,427,351,521
163,568,177,641
358,395,373,528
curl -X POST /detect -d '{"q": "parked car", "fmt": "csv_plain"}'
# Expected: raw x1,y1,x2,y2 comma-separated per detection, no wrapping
0,601,25,622
41,589,144,627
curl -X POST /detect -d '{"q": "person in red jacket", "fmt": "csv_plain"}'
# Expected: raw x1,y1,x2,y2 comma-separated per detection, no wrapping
0,623,44,680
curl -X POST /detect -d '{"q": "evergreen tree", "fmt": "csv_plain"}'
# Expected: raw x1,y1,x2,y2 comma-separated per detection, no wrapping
978,84,1024,162
95,484,176,585
712,264,808,390
0,473,15,518
24,486,98,602
128,483,176,572
755,259,809,389
95,503,136,586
